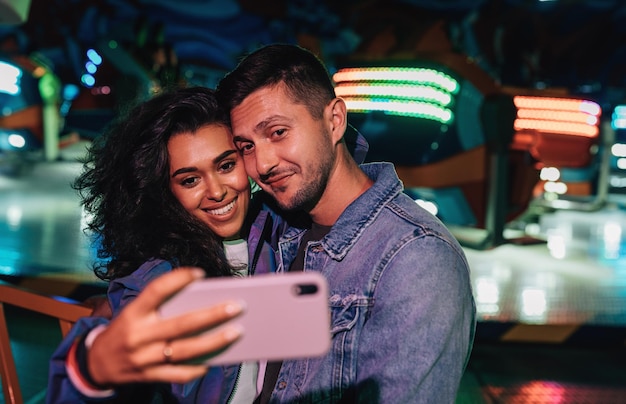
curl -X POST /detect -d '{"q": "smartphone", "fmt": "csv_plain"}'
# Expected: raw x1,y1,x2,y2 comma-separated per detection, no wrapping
159,271,331,365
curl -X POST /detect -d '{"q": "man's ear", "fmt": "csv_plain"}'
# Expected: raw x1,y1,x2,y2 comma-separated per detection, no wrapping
328,98,348,144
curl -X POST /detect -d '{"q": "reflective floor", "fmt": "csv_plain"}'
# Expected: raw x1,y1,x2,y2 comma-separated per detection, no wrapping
1,143,626,403
467,209,626,337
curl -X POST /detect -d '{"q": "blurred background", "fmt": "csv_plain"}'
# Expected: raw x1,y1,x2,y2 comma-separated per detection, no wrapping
1,0,626,403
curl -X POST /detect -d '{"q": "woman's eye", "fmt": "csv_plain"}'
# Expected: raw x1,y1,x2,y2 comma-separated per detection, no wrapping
180,177,198,187
220,161,236,172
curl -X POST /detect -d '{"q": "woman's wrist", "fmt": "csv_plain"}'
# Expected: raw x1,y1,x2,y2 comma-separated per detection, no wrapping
66,325,116,397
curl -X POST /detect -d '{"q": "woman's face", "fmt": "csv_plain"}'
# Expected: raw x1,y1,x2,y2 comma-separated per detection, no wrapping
168,124,250,240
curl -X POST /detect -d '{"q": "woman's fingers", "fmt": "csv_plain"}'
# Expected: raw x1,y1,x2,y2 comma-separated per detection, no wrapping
150,323,243,365
134,364,209,384
119,268,245,345
123,322,243,371
89,321,243,385
153,300,245,343
86,268,246,385
128,267,205,315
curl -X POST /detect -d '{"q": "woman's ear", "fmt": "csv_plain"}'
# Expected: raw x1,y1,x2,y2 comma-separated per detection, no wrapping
327,98,348,144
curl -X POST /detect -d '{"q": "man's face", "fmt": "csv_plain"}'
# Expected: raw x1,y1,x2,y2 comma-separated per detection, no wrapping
230,83,335,212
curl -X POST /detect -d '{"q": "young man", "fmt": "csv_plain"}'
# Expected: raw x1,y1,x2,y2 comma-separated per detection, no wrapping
215,44,476,403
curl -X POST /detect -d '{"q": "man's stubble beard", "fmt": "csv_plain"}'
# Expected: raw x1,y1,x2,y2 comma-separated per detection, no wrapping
275,141,334,213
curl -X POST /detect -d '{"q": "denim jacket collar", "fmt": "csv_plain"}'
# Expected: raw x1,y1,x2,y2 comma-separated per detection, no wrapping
283,162,401,260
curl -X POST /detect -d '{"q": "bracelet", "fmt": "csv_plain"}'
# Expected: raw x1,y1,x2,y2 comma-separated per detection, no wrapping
66,326,115,398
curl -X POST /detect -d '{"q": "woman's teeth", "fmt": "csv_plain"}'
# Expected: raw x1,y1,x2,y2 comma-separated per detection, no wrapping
207,200,235,215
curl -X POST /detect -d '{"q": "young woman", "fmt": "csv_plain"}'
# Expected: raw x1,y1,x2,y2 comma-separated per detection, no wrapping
47,86,287,403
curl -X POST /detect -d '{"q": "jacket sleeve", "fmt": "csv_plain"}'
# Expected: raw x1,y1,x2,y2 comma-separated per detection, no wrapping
357,236,475,403
46,316,113,403
46,260,175,403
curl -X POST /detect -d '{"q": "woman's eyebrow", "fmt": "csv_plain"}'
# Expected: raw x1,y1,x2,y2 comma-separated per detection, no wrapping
171,166,197,177
214,149,237,163
170,150,238,178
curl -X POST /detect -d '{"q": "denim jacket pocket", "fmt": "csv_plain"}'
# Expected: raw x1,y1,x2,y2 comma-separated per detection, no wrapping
284,293,371,402
328,293,372,378
329,293,366,334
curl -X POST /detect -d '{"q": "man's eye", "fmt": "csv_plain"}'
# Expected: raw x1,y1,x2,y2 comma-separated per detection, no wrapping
273,128,286,137
238,143,254,154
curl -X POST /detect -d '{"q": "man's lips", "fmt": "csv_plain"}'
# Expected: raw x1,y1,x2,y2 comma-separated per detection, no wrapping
262,172,291,187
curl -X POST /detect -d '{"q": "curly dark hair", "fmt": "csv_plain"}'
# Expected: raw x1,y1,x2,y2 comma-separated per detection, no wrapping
73,86,235,281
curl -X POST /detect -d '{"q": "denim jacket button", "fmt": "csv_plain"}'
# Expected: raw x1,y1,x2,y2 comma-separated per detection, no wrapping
277,380,287,390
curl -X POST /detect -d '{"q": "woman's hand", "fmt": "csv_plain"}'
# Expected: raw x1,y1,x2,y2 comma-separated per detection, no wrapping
87,267,244,385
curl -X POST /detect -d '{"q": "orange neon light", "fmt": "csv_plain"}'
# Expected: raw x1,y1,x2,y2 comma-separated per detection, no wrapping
513,96,601,116
516,109,599,125
512,95,601,138
514,119,599,137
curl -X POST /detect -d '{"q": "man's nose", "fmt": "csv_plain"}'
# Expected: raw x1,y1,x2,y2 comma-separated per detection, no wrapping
255,143,279,178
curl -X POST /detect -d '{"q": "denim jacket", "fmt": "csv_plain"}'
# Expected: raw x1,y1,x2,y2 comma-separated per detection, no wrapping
269,162,476,403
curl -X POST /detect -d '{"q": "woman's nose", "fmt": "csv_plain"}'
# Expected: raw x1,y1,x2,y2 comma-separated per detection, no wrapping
205,182,227,201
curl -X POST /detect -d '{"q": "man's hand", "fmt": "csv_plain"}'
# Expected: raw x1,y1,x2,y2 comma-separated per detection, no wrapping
87,268,244,385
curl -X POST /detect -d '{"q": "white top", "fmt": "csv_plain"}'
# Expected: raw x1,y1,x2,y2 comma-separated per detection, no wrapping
223,239,265,403
224,238,249,277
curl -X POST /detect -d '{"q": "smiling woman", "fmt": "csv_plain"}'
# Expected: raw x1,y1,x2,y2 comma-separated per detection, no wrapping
72,86,238,281
47,86,290,403
168,124,250,240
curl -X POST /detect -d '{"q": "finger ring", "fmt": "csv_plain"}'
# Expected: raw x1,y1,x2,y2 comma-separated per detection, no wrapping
163,344,173,363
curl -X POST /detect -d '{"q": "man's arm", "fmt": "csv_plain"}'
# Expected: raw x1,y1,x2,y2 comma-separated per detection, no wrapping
358,236,475,403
